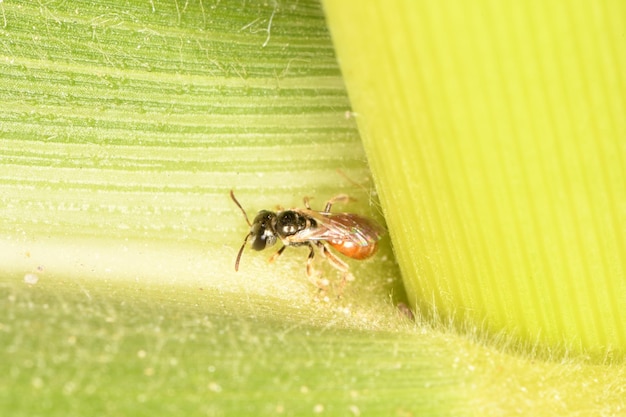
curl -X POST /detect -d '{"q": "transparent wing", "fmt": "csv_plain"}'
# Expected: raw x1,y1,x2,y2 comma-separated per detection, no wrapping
288,209,385,246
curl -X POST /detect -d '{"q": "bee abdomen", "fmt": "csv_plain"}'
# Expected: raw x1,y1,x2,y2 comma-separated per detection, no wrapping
328,239,378,260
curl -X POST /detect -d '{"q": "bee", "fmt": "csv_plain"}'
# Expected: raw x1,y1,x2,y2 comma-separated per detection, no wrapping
230,190,385,288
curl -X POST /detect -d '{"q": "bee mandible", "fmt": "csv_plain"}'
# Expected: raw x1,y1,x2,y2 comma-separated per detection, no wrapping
230,190,385,287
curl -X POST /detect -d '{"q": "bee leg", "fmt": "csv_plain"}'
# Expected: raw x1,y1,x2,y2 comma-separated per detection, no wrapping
268,245,287,264
305,243,328,290
323,194,353,213
318,242,355,292
303,196,313,210
305,243,315,276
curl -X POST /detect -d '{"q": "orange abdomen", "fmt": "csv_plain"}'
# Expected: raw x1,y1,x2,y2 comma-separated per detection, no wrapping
329,239,379,260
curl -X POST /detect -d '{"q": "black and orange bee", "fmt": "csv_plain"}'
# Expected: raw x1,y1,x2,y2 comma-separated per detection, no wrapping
230,190,384,287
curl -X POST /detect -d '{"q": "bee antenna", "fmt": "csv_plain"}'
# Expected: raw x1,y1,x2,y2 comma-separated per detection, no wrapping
230,190,252,227
234,233,250,272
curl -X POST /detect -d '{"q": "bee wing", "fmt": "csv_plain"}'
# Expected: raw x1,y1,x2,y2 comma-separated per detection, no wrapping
291,209,385,246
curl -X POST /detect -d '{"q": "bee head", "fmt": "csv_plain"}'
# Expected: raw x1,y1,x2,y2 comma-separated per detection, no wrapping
231,190,283,272
249,210,278,251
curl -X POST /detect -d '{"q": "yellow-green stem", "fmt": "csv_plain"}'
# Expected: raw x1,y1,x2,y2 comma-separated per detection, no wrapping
324,0,626,359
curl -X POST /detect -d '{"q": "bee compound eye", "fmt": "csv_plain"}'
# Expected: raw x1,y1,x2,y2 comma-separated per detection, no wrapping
250,234,266,251
250,230,277,251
